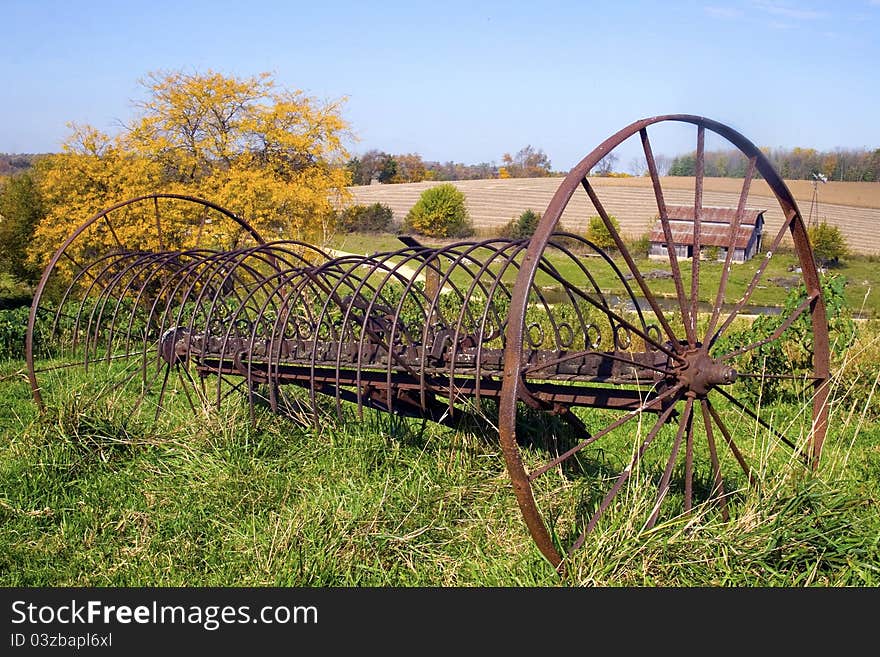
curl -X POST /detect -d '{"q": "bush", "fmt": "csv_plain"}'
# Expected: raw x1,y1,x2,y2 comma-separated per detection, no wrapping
403,184,473,238
338,203,394,233
586,215,621,250
500,209,542,239
808,221,848,266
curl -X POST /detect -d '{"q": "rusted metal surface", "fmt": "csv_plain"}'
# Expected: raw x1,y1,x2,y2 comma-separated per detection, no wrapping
26,116,831,571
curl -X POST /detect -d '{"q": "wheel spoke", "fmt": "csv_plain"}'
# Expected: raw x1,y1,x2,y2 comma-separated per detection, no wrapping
705,397,752,481
154,196,165,251
700,399,730,521
640,128,694,343
684,396,695,512
581,178,682,349
522,350,674,378
103,212,124,250
528,384,682,481
533,260,683,362
689,126,705,343
646,395,694,530
152,362,173,423
713,387,802,455
705,156,757,342
719,292,817,362
569,401,679,554
708,210,797,348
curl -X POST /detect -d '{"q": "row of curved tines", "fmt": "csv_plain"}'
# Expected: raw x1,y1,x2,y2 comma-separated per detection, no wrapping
48,235,659,412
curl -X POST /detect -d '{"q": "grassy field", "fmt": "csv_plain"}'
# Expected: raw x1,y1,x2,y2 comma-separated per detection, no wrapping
2,317,879,586
2,222,879,587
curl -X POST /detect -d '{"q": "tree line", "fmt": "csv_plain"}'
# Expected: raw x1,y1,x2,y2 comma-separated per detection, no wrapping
345,144,556,185
667,146,880,182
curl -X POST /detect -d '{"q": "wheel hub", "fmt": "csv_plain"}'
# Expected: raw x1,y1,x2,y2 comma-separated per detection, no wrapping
674,347,737,396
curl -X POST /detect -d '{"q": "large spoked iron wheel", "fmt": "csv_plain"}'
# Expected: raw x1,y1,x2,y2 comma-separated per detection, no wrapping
498,115,830,569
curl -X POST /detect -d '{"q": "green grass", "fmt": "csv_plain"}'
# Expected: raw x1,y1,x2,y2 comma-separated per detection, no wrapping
1,339,878,586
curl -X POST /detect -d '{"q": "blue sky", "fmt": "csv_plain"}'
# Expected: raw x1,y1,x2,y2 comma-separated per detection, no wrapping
2,0,878,171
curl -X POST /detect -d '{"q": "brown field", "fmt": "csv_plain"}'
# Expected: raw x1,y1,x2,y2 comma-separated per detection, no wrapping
349,176,880,255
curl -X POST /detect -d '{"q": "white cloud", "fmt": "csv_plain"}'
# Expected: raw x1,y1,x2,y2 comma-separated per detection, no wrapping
705,5,742,19
751,1,824,21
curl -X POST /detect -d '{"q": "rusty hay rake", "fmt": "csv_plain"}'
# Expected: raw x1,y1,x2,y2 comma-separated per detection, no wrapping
26,115,831,568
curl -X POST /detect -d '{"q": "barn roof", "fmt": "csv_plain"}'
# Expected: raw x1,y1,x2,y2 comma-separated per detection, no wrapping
648,206,764,249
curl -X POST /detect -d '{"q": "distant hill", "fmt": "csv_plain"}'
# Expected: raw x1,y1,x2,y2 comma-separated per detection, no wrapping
0,153,45,176
349,176,880,256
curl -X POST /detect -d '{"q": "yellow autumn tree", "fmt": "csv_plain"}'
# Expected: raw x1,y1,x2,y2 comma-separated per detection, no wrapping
31,70,351,269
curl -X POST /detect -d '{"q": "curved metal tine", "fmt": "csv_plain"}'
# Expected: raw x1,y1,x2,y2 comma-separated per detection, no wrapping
419,244,494,413
112,250,213,358
569,400,680,555
310,254,407,420
140,252,216,379
713,386,803,455
529,384,682,481
547,232,655,346
704,397,751,481
222,261,305,423
700,398,730,521
83,253,155,369
645,395,694,530
532,258,682,363
122,251,211,358
707,208,798,349
63,252,137,353
641,128,693,342
213,258,292,416
325,248,437,417
267,268,327,417
172,247,266,408
719,292,818,362
366,245,452,413
104,253,182,361
308,257,374,421
76,256,154,376
581,178,682,350
704,156,757,343
689,126,705,344
441,239,524,413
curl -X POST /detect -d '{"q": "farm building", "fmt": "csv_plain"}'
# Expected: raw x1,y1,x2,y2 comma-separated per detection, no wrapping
647,205,765,263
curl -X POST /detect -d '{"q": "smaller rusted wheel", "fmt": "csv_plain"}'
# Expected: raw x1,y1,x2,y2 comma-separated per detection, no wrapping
26,194,268,426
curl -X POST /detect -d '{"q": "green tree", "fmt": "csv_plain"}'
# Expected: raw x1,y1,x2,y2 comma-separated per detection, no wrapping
403,184,473,238
501,145,552,178
338,203,394,233
347,150,397,185
500,209,542,239
0,171,44,282
586,214,621,250
808,221,848,266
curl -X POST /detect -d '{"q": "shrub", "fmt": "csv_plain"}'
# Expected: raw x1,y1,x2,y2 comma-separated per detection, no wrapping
808,221,848,266
338,203,394,233
500,209,542,239
403,184,473,238
586,215,621,250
